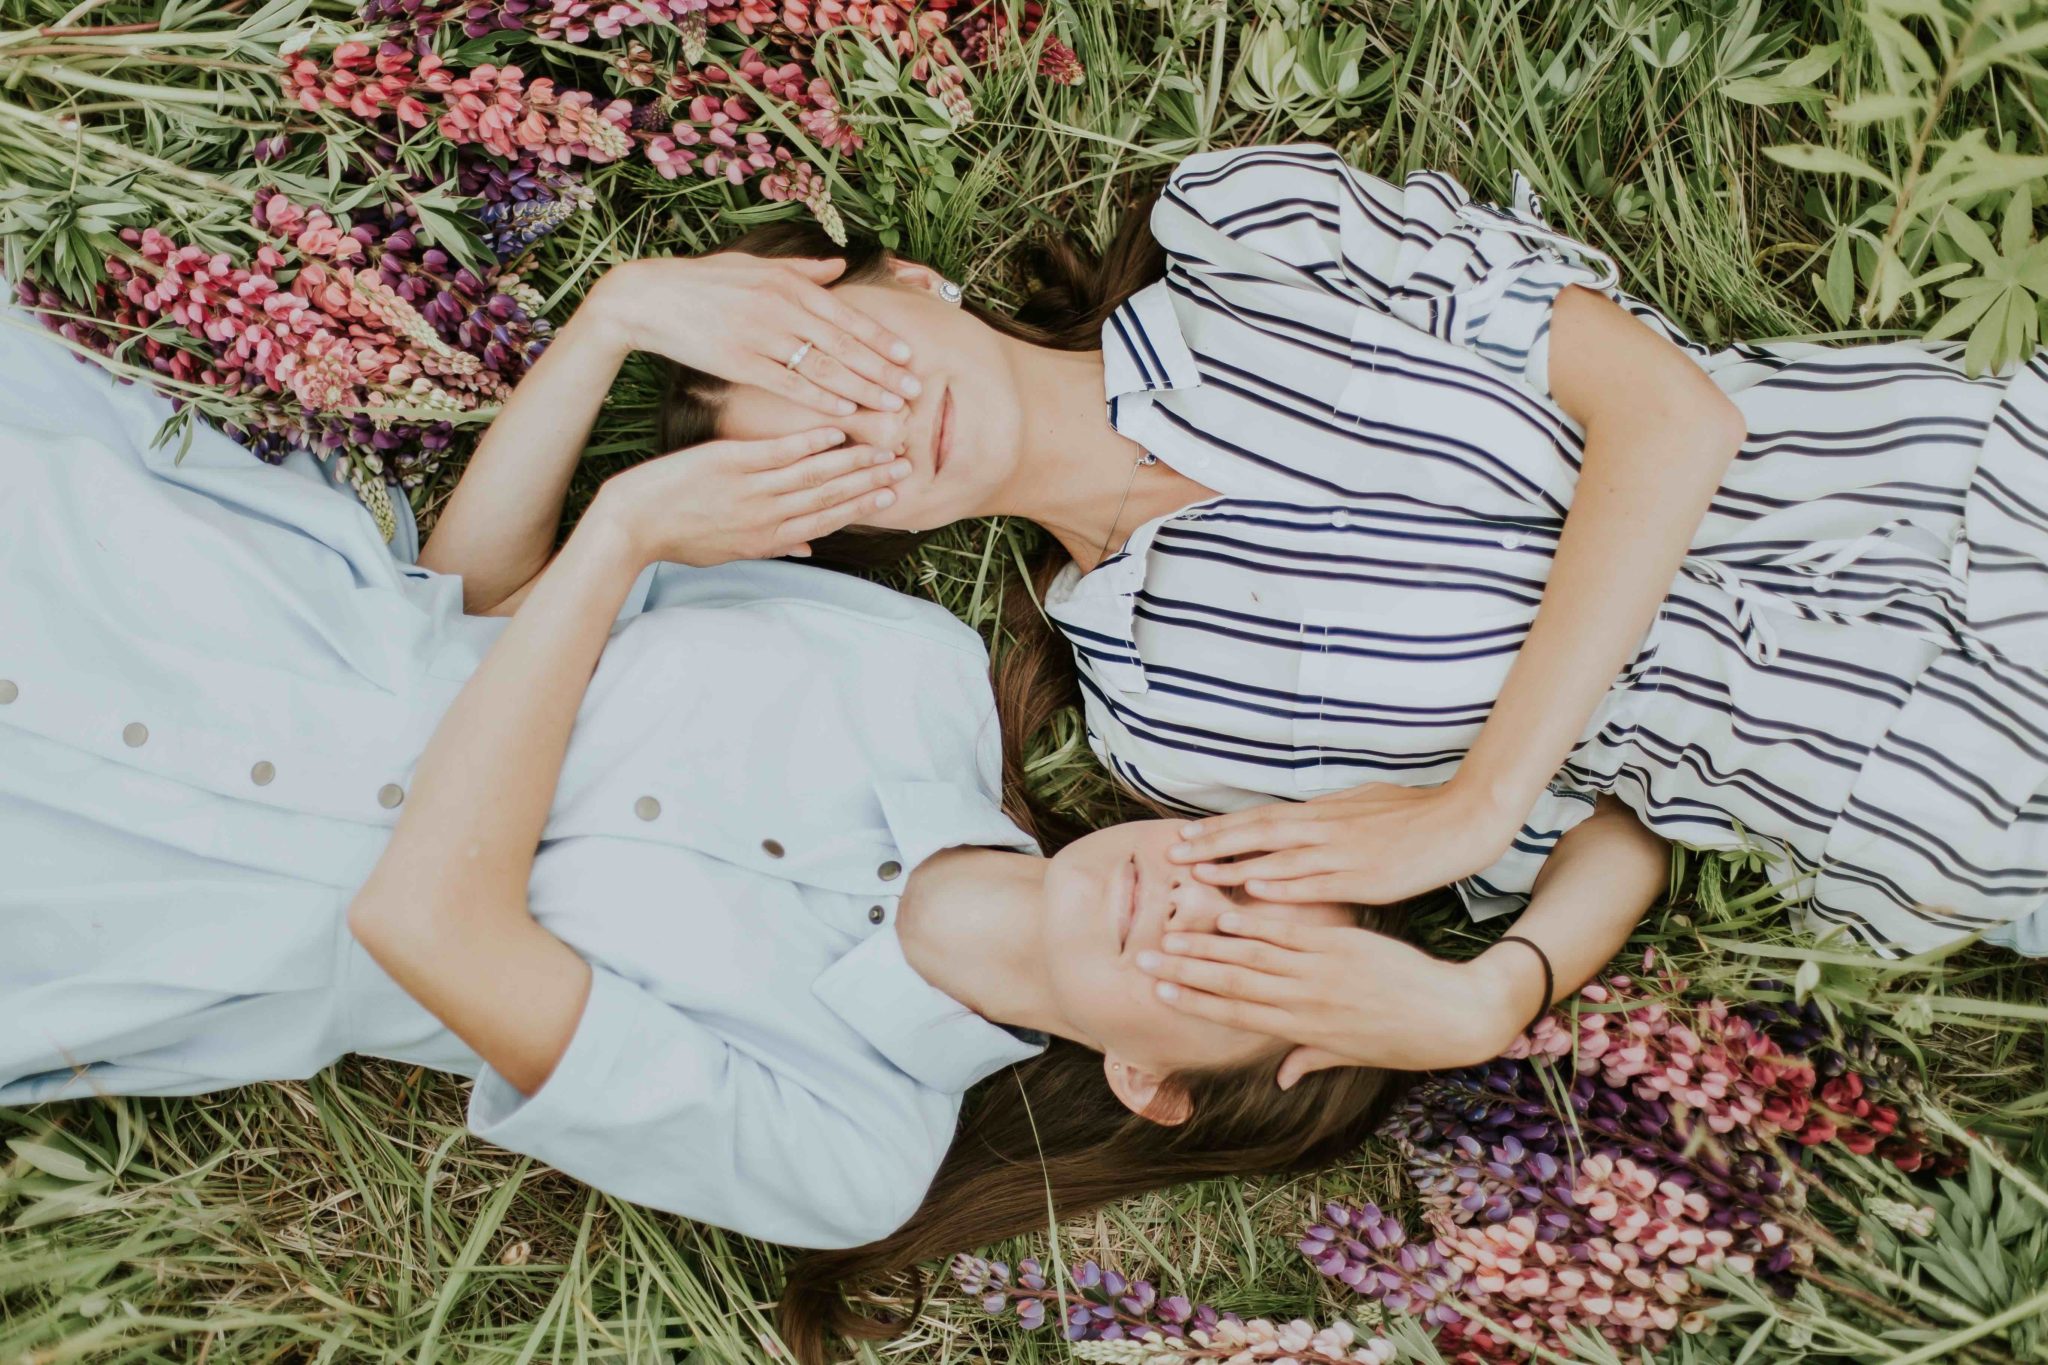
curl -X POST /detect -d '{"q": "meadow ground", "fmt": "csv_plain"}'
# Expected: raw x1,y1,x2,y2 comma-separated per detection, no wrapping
4,0,2048,1361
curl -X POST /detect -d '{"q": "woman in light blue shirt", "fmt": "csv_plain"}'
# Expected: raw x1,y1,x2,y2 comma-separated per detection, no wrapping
0,263,1407,1365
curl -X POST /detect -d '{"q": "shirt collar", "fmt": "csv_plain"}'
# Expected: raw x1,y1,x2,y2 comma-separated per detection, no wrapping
1102,280,1202,401
810,780,1048,1094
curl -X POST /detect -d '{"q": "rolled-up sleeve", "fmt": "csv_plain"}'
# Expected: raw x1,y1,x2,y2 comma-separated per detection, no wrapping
1151,143,1624,402
466,964,939,1249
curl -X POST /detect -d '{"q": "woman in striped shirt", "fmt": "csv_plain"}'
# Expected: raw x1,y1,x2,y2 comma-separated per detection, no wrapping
657,141,2048,1072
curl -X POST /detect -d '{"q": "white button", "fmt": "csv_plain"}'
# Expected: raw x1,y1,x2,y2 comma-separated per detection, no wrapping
122,722,149,748
378,783,405,809
1331,509,1351,528
0,680,16,704
1499,534,1525,550
1813,573,1834,590
250,761,276,787
634,795,661,821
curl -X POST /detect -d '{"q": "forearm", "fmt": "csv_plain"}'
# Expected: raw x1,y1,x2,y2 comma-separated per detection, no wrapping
350,507,646,1091
1458,286,1744,824
1467,795,1669,1045
418,281,632,612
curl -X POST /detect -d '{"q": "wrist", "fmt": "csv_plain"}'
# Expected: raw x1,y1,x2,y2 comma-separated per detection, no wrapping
1463,945,1548,1058
577,268,642,359
568,493,652,577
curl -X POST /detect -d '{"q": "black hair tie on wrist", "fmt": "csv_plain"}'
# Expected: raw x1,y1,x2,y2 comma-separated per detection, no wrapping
1495,934,1555,1037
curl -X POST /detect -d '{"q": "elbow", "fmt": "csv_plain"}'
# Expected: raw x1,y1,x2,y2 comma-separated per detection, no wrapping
1704,393,1746,454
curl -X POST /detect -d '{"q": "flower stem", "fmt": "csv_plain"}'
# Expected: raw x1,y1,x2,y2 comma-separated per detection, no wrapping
0,97,254,201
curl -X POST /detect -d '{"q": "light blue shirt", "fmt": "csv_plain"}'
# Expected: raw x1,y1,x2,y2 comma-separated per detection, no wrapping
0,303,1045,1248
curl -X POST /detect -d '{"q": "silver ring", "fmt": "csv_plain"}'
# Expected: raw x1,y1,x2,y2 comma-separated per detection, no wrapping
784,340,813,370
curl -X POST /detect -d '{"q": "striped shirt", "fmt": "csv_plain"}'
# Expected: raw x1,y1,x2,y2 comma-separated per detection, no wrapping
1045,142,2048,956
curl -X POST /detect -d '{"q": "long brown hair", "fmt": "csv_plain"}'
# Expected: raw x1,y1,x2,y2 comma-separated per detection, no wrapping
659,202,1409,1365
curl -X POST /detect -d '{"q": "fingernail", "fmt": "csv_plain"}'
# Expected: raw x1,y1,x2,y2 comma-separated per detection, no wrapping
875,489,896,508
1218,911,1241,932
1136,950,1162,971
869,447,894,464
891,459,912,477
1155,981,1180,1002
1161,934,1188,953
883,392,905,410
838,400,856,415
900,376,922,397
1180,822,1202,838
822,429,843,444
890,342,912,362
1169,843,1193,859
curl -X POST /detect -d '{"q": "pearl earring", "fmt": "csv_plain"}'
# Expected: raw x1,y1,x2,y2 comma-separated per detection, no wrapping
938,279,963,305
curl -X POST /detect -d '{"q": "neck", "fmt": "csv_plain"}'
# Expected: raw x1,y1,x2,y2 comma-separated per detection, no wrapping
983,341,1177,573
895,845,1079,1043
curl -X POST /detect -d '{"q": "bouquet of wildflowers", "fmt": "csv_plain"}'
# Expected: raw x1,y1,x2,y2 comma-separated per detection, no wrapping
950,972,1966,1365
4,0,1081,532
1302,973,1959,1361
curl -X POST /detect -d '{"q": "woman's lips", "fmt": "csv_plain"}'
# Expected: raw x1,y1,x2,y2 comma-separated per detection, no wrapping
934,385,953,477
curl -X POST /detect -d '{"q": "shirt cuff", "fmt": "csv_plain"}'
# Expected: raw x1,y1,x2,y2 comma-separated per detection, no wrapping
466,962,636,1141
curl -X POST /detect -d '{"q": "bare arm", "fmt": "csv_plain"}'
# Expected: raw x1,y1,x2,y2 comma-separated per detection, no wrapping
421,257,919,616
1141,796,1669,1075
1171,286,1743,904
347,427,897,1094
417,303,634,614
1457,286,1746,829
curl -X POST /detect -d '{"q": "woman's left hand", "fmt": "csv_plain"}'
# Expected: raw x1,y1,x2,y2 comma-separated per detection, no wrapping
590,255,919,416
1137,912,1526,1078
1165,780,1519,905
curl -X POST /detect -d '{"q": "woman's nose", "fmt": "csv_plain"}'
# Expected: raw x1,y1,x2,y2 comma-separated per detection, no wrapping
1161,874,1234,931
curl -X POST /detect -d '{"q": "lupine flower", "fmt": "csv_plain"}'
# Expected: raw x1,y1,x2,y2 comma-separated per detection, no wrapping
1304,975,1956,1362
951,1255,1396,1364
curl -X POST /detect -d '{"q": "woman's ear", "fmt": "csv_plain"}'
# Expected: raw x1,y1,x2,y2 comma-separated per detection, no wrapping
883,256,950,296
1103,1054,1192,1126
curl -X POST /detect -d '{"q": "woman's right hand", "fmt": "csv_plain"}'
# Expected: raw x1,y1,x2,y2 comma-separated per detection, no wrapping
589,254,920,417
589,427,908,569
1139,912,1537,1079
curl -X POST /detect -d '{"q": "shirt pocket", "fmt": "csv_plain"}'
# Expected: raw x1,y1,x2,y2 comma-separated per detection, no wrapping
1291,601,1531,796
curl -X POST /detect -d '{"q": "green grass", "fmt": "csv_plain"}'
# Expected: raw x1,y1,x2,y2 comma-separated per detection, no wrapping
5,0,2048,1360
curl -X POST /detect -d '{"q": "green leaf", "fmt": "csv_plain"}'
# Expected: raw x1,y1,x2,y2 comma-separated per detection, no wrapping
1829,93,1924,126
2002,183,2034,259
1763,144,1895,188
8,1139,100,1184
1943,205,2002,269
1820,231,1856,324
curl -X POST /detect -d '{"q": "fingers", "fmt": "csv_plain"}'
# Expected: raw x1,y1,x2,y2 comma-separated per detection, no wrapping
1168,810,1319,866
746,354,861,418
1151,928,1302,976
1213,910,1327,951
1243,872,1366,904
1277,1045,1351,1091
762,442,898,494
794,286,918,381
1147,981,1296,1038
784,258,847,284
724,426,848,471
789,333,911,414
772,474,902,552
1136,949,1289,1005
777,452,910,512
1190,847,1331,888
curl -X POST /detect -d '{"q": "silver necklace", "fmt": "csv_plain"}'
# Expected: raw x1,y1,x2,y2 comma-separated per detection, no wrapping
1092,450,1159,570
